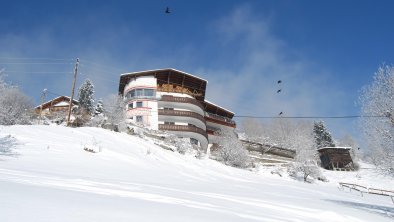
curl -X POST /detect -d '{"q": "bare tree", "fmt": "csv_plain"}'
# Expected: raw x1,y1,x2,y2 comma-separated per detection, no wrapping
0,74,32,125
102,94,127,131
360,65,394,175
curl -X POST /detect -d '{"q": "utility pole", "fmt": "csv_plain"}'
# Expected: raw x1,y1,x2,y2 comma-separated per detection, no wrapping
67,58,79,126
39,88,47,124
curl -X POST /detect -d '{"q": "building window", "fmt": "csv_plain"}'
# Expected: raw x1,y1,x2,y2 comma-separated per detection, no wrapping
136,116,143,122
164,122,175,125
126,88,156,99
128,103,133,109
144,89,154,97
136,101,143,107
135,89,143,97
164,107,174,110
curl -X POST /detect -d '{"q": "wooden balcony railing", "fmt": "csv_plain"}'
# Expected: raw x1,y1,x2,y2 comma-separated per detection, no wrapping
205,112,236,127
159,124,208,139
158,109,206,124
159,95,204,110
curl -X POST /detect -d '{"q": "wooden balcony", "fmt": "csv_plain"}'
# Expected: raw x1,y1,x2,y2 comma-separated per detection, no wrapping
159,124,208,139
158,109,206,124
159,95,204,110
205,112,236,128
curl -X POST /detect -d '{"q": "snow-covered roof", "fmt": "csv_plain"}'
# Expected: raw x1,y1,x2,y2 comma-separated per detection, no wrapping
120,68,208,82
204,99,234,115
53,101,71,107
34,96,79,109
317,146,352,151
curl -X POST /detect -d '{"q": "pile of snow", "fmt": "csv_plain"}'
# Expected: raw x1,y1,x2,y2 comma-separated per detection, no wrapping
0,125,393,222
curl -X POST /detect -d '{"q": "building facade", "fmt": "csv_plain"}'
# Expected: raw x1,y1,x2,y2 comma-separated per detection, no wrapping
118,68,236,150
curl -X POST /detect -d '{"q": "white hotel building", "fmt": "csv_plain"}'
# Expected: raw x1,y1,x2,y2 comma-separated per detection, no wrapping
118,68,236,150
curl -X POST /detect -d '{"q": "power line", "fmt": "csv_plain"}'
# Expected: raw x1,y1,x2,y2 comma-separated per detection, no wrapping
0,62,73,65
80,60,124,73
46,90,64,97
233,115,385,119
0,57,73,61
4,71,73,74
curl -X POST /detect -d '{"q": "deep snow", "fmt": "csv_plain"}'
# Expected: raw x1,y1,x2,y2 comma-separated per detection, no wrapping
0,125,393,222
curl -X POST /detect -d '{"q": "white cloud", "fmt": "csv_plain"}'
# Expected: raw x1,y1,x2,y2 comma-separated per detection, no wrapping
190,5,348,118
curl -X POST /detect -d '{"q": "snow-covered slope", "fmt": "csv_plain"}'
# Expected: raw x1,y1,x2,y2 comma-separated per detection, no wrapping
0,125,393,222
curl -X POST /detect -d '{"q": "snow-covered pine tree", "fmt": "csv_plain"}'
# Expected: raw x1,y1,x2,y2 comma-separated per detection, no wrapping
313,121,335,149
94,99,104,116
77,79,95,115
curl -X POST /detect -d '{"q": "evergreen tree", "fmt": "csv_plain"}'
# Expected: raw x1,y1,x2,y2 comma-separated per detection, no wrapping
77,79,95,115
313,121,335,149
94,99,104,116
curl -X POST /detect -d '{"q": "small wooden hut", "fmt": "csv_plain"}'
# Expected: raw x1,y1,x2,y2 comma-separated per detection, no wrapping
318,147,354,171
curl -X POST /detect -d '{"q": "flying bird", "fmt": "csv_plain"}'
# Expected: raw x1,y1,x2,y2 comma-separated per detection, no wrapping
277,89,282,93
165,7,171,14
279,112,283,115
277,80,282,84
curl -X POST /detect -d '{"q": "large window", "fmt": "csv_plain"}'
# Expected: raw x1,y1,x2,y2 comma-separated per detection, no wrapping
136,116,143,122
136,101,143,107
126,88,156,99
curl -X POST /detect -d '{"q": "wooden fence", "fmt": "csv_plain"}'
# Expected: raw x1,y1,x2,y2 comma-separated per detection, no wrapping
339,182,394,203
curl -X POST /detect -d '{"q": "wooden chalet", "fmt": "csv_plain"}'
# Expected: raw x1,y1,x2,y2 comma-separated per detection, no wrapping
35,96,79,116
318,147,354,171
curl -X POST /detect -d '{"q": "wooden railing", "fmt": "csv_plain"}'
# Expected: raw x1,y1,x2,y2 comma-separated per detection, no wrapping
339,182,394,203
159,124,208,139
158,109,206,124
205,112,236,127
159,95,204,110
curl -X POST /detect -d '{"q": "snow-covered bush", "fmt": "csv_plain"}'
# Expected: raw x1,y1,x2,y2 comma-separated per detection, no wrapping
0,133,17,156
215,128,250,168
87,114,106,127
0,74,33,125
287,161,323,182
94,99,104,116
164,134,195,155
82,137,102,153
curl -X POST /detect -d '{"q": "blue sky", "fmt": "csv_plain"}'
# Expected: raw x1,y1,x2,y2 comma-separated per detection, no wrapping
1,0,393,141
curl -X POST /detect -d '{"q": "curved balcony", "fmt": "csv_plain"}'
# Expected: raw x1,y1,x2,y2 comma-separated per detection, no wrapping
159,124,208,150
159,95,204,116
158,109,206,129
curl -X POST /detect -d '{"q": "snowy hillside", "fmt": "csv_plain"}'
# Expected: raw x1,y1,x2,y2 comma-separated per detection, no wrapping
0,125,393,222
